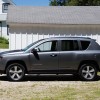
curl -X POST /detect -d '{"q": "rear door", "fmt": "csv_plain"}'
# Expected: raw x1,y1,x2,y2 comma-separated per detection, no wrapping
59,40,80,72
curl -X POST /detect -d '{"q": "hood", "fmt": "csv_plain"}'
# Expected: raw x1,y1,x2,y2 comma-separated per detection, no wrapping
0,49,24,56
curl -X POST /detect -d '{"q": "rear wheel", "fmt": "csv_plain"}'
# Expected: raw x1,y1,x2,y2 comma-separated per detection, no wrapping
6,63,25,81
79,63,97,81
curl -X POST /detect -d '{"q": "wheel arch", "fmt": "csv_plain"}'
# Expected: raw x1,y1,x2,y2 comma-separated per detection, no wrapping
78,60,100,72
5,60,28,74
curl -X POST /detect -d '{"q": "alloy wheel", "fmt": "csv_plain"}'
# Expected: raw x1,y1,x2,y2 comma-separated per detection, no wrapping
7,63,25,81
81,65,95,80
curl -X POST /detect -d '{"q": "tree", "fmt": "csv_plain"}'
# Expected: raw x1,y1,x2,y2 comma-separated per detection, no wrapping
49,0,100,6
73,0,100,6
49,0,67,6
49,0,58,6
66,0,79,6
93,0,100,6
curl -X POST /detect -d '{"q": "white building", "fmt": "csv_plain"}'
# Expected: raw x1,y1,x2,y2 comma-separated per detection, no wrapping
7,6,100,50
0,0,14,38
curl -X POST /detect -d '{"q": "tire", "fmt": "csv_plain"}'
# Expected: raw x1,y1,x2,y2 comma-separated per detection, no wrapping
6,63,25,81
79,63,97,81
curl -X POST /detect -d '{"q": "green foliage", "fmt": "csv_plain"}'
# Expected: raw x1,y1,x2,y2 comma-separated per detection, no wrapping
0,37,9,44
49,0,68,6
49,0,100,6
0,37,9,48
78,0,100,6
49,0,58,6
93,0,100,6
0,43,9,48
66,0,79,6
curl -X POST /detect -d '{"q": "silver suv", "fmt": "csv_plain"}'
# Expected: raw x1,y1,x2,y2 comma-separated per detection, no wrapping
0,37,100,81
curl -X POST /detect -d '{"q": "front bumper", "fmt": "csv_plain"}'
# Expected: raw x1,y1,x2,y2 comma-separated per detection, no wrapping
0,59,6,74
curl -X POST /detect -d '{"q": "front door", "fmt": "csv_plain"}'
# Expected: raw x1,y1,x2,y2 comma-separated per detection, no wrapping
29,40,59,73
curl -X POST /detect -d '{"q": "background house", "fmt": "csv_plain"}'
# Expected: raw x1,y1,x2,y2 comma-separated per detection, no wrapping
0,0,14,39
7,6,100,50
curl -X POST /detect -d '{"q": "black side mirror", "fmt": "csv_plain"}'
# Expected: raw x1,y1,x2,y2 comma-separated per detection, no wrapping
31,48,39,60
31,48,37,54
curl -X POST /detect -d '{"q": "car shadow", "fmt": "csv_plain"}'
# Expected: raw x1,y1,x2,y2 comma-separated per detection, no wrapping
0,74,100,82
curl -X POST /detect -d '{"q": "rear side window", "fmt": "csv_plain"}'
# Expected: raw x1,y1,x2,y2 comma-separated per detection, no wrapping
61,40,79,51
80,41,90,50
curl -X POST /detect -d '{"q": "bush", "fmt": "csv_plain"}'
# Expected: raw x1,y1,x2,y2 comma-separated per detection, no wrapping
0,37,9,44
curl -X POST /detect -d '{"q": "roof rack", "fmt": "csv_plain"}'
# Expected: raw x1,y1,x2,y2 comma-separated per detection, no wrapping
49,36,91,39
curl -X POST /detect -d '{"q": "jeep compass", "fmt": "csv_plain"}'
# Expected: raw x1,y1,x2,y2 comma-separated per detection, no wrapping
0,37,100,81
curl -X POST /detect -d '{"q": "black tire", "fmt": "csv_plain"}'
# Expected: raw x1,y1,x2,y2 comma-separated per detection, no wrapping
6,63,25,81
79,63,97,81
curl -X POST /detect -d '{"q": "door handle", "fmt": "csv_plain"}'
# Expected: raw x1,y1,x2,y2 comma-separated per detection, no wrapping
50,54,57,57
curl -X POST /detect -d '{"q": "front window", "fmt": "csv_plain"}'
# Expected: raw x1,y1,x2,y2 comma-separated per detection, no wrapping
36,41,57,52
2,3,10,13
23,39,44,51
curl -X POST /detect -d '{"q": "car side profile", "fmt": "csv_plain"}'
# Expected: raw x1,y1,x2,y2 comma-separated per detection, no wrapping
0,37,100,81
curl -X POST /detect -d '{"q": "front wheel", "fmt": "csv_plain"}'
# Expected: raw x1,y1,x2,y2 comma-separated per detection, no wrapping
79,64,97,81
6,63,25,81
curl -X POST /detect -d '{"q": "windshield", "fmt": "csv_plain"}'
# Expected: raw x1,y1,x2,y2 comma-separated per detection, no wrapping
22,39,44,51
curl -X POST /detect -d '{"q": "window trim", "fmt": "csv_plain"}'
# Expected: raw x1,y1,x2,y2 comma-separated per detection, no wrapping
73,40,80,51
2,3,10,13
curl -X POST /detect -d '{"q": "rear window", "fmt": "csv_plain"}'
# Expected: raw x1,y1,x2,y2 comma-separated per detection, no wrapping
61,40,79,51
80,41,90,50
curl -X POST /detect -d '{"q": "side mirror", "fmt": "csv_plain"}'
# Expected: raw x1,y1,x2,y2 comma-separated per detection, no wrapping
31,48,37,54
31,48,39,60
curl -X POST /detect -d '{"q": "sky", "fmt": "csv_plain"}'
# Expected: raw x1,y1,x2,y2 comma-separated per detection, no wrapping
13,0,49,6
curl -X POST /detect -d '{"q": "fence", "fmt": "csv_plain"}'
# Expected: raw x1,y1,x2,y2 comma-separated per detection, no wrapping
9,33,100,50
0,49,9,52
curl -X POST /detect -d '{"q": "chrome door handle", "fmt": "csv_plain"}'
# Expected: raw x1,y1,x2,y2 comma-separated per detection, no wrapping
50,54,57,57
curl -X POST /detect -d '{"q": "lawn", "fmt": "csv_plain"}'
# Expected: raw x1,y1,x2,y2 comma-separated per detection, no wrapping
0,75,100,100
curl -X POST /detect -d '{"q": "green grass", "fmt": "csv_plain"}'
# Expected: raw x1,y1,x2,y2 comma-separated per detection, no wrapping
1,81,99,100
21,85,100,100
0,43,9,49
0,37,9,49
98,72,100,76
